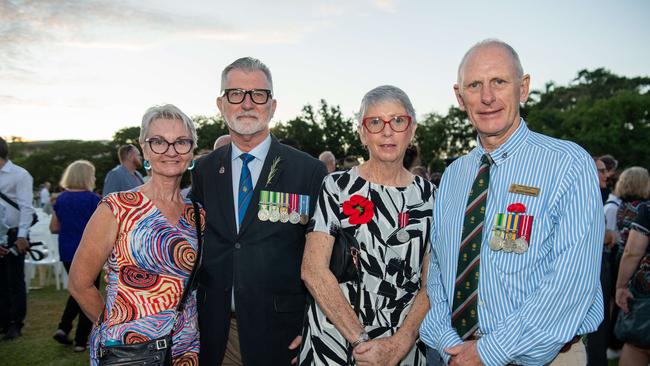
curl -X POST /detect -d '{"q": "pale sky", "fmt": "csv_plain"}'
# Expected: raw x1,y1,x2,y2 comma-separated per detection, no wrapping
1,0,649,141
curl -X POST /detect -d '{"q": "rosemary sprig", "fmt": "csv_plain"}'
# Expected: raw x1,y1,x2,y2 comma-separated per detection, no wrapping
266,156,282,186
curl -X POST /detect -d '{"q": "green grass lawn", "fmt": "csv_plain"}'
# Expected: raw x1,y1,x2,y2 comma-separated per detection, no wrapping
0,285,89,366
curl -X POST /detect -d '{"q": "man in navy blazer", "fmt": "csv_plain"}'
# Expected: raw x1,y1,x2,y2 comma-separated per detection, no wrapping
192,57,327,366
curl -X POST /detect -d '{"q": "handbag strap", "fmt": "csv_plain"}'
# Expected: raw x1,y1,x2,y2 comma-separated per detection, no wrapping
0,191,19,210
176,201,203,314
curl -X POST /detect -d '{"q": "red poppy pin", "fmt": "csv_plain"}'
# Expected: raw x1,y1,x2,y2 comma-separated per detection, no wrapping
343,195,374,225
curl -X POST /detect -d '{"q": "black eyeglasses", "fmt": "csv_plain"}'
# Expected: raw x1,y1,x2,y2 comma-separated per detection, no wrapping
223,88,272,104
362,115,412,134
145,137,194,155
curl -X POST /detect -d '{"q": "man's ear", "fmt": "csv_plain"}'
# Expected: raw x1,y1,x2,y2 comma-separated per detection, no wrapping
270,99,277,119
519,74,531,103
216,96,224,114
454,84,466,111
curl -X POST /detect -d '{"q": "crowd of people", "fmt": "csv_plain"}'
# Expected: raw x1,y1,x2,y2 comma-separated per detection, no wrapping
0,38,648,366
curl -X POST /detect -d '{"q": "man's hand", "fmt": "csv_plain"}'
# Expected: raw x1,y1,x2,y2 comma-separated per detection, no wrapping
616,287,634,313
14,238,29,255
445,340,484,366
353,337,404,366
288,335,302,365
0,245,8,257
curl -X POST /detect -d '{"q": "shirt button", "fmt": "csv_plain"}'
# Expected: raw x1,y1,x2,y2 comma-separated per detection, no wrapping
234,242,241,249
478,300,484,306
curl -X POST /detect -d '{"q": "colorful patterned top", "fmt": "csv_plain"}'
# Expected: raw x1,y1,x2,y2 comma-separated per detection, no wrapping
90,191,203,365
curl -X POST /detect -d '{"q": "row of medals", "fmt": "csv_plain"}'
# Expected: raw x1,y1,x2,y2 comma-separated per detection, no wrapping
258,204,309,225
488,229,529,254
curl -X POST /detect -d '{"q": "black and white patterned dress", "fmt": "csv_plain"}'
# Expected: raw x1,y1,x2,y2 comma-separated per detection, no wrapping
300,166,434,366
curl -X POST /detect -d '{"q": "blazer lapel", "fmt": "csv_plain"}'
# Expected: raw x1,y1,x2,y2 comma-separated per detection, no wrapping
215,145,237,237
238,138,282,236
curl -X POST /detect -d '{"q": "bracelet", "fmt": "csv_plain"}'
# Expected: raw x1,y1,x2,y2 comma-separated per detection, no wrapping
351,330,369,349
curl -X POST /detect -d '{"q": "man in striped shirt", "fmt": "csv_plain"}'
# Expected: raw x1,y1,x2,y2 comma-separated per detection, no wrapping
420,39,604,365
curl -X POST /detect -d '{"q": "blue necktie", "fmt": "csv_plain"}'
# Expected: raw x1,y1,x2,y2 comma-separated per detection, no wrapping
238,153,255,226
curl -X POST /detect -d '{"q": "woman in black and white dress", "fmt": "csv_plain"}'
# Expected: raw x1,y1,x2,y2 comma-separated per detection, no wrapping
300,85,433,366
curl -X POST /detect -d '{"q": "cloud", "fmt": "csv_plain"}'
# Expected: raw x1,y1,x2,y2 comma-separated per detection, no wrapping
0,0,310,79
370,0,397,13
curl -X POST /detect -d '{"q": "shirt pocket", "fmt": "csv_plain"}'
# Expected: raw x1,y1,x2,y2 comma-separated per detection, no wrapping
487,193,551,275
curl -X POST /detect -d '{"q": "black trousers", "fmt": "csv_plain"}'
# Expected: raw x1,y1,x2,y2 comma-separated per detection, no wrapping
586,253,612,366
57,261,99,346
0,229,26,330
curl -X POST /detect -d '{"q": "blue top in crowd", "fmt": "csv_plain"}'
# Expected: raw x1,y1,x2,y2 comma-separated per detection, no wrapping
53,190,101,262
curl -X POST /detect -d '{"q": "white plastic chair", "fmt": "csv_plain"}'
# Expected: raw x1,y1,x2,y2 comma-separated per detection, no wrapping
24,210,67,290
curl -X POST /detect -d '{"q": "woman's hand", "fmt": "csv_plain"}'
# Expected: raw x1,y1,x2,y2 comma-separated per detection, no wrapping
353,335,410,366
615,287,634,313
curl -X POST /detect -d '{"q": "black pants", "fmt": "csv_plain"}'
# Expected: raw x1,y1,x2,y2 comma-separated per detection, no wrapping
586,252,612,366
0,229,26,330
57,261,99,346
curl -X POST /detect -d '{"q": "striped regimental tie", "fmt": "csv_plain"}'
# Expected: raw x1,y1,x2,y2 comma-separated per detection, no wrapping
451,154,491,339
238,153,255,226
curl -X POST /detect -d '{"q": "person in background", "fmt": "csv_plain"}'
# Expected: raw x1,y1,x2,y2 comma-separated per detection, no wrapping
410,165,430,181
0,137,34,341
586,156,613,366
213,134,232,150
101,144,144,196
595,158,609,204
39,181,51,208
318,150,337,173
615,202,650,365
69,104,203,365
600,154,619,193
50,160,101,352
300,85,433,365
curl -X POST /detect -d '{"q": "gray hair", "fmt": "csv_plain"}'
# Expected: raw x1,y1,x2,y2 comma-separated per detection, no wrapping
457,39,524,85
220,57,273,93
357,85,416,126
318,150,335,163
139,104,198,145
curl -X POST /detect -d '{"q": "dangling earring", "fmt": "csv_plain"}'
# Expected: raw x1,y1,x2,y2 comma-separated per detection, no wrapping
143,160,151,171
187,160,195,171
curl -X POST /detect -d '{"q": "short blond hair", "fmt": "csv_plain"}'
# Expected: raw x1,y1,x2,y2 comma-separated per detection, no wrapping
614,166,650,200
60,160,96,191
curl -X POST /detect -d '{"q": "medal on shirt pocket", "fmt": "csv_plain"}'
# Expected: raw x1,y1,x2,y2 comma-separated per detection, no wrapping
489,203,533,254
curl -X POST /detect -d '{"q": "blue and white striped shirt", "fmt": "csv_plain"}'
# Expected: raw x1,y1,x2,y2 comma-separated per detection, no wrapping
420,120,604,366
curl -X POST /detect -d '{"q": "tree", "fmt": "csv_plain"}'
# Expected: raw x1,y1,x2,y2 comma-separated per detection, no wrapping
193,115,228,151
111,127,140,147
12,140,114,192
272,100,364,160
415,106,475,172
524,68,650,168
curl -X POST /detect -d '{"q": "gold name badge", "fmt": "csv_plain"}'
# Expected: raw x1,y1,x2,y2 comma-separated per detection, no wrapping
508,183,540,197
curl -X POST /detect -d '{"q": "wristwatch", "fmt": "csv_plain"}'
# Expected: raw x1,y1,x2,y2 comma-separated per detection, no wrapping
351,330,369,349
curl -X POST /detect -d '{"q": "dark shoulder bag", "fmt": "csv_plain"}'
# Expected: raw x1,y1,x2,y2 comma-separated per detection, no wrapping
97,202,203,365
614,253,650,348
329,225,361,283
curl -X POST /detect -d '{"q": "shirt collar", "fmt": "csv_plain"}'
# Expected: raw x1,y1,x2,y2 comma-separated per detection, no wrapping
231,133,272,163
473,118,530,166
0,160,15,173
